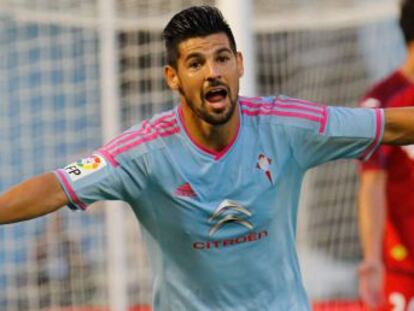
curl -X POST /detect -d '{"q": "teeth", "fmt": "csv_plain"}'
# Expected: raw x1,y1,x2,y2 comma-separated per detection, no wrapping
207,89,226,95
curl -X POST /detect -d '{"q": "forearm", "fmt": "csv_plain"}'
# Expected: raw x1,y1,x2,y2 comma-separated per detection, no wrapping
0,172,68,224
383,107,414,145
358,170,386,262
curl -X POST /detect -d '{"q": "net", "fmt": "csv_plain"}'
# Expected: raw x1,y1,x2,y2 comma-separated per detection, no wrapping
0,0,405,309
0,5,109,309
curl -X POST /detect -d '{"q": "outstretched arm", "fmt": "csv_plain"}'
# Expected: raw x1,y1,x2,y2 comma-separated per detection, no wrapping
383,107,414,144
0,172,68,224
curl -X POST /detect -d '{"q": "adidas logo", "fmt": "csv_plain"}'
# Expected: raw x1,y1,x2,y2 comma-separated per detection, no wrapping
175,182,197,198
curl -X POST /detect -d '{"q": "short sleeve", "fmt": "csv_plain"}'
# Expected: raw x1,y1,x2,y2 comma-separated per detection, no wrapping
54,152,148,210
361,84,414,171
287,106,384,169
358,96,387,171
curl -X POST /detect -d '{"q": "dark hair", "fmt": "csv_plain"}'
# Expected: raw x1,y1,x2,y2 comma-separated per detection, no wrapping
400,0,414,44
163,5,237,68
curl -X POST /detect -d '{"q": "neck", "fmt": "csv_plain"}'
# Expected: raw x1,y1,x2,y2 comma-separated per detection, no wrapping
180,102,240,153
400,42,414,82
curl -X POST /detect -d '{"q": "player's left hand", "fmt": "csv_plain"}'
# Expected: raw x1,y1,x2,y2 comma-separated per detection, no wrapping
358,260,385,309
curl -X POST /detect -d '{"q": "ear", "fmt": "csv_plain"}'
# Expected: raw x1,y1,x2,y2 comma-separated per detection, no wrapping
164,65,180,91
236,52,244,78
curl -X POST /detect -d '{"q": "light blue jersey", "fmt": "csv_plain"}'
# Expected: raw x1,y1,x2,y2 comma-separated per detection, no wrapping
55,95,384,310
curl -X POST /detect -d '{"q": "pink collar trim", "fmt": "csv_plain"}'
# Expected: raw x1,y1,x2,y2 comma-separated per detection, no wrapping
177,106,240,160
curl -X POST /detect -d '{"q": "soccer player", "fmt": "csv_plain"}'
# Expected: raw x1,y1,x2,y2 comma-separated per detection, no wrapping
358,1,414,310
1,5,414,310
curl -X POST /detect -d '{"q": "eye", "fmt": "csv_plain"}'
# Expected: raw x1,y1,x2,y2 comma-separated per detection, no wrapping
217,55,230,63
188,60,202,70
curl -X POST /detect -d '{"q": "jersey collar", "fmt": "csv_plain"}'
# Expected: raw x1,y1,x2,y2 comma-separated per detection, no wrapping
176,103,241,161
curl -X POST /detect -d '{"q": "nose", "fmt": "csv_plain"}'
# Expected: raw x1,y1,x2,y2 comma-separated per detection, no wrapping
205,60,221,80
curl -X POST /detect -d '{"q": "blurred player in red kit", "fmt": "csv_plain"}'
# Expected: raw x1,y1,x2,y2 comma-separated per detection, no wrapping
358,1,414,310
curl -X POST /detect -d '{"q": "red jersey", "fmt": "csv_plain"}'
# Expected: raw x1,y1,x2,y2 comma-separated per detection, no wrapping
383,86,414,273
360,71,412,170
360,71,414,274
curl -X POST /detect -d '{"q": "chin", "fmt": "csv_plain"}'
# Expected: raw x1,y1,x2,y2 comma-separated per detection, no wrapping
204,109,235,126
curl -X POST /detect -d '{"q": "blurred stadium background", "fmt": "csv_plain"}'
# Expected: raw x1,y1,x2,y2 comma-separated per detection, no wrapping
0,0,405,310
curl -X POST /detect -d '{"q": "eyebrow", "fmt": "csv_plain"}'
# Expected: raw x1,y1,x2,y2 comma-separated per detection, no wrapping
184,52,203,62
215,47,233,55
184,47,233,62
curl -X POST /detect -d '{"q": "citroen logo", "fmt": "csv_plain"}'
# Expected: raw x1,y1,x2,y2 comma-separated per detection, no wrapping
208,199,253,236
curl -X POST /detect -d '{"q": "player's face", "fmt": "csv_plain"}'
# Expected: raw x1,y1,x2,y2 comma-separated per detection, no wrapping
165,33,244,125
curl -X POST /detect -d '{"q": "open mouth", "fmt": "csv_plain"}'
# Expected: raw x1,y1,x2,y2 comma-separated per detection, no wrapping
204,87,228,103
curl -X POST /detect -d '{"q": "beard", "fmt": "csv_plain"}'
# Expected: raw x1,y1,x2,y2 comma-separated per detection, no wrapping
178,82,238,126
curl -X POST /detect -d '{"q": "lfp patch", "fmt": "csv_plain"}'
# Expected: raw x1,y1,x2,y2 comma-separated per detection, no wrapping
64,154,107,182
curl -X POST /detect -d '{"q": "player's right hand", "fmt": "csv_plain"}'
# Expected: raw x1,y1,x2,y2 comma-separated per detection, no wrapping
358,260,385,309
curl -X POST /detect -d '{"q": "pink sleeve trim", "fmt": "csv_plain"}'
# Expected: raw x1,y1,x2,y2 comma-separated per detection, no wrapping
359,109,384,161
54,169,87,210
319,106,328,134
98,149,119,167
